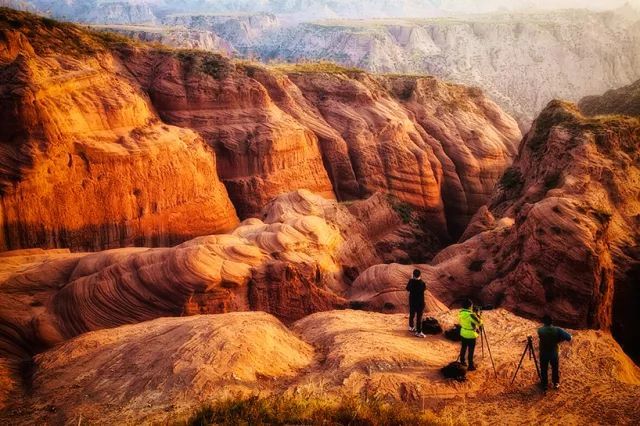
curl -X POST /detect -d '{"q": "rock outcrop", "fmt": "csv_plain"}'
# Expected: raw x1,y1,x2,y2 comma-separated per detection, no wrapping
27,313,313,423
0,10,239,252
3,309,639,424
0,9,521,250
354,100,640,361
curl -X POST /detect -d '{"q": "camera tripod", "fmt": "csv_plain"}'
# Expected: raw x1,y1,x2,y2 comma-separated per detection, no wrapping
510,335,541,385
478,325,497,377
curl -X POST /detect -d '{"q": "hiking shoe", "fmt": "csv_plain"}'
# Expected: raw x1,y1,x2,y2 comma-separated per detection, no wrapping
409,327,416,332
459,361,467,366
468,365,476,371
553,383,560,390
415,332,426,338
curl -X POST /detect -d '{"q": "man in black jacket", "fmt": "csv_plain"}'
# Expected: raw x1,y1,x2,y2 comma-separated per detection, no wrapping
406,269,427,338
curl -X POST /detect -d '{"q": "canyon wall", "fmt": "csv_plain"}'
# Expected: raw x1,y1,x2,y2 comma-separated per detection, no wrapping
353,99,640,361
0,15,239,251
258,9,640,127
0,9,521,250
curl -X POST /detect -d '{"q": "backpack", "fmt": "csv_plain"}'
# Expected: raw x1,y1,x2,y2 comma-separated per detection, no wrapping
421,317,443,335
444,325,462,341
441,361,467,381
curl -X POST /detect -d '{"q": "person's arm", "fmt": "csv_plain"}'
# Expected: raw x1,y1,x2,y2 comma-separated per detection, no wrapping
406,280,412,292
558,327,572,342
471,312,482,328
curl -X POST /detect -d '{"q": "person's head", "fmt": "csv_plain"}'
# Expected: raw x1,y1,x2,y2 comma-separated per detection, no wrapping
413,269,421,278
462,298,473,309
542,314,553,326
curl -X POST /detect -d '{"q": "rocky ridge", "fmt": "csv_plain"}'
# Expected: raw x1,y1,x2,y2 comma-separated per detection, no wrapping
0,8,521,251
353,98,640,362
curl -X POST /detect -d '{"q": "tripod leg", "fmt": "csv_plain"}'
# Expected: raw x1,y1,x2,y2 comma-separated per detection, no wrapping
483,328,497,378
530,342,541,381
480,328,485,359
510,342,529,385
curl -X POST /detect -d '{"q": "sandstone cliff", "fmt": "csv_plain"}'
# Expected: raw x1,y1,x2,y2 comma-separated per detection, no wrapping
0,9,521,250
0,10,240,251
353,100,640,362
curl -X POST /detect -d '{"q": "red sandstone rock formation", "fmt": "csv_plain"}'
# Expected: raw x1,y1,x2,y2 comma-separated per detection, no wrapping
0,190,430,370
0,9,521,252
0,13,240,252
352,100,640,361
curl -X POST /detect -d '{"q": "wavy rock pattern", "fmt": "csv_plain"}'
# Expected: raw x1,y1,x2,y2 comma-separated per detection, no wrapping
354,100,640,361
0,190,432,367
0,13,239,251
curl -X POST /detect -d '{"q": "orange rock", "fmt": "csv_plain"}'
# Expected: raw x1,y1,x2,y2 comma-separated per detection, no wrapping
0,15,239,252
0,10,521,250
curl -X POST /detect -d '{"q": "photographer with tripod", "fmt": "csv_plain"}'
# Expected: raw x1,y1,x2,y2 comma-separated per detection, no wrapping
538,314,572,390
459,299,482,371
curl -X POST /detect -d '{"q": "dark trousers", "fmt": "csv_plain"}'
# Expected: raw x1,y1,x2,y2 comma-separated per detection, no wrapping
460,337,476,367
409,304,424,332
540,352,560,386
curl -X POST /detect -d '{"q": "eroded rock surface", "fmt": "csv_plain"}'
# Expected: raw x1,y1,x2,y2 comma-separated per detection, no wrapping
3,309,638,424
0,11,239,252
353,100,640,361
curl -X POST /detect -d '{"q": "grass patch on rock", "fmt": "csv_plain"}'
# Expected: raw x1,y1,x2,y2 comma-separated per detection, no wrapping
185,394,444,426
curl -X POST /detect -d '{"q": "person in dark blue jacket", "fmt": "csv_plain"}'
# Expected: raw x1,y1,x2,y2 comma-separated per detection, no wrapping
406,269,426,338
537,314,572,390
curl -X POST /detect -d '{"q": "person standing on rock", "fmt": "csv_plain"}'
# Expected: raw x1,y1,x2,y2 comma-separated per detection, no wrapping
406,269,427,338
459,299,482,371
538,314,572,390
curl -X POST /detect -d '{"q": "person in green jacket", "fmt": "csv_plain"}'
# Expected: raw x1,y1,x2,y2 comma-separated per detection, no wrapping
459,299,482,371
538,314,572,390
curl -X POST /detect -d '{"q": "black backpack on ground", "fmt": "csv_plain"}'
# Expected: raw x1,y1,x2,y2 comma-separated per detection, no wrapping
444,325,462,341
441,361,467,381
421,317,443,335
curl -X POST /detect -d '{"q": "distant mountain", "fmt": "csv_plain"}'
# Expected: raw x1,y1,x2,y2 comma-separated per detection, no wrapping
254,9,640,127
10,0,640,23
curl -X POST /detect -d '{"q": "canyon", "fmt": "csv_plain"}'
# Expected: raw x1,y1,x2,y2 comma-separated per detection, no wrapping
8,2,639,129
0,6,639,425
0,8,521,251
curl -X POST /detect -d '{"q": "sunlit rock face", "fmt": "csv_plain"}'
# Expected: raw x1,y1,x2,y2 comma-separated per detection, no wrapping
0,12,239,252
0,8,521,251
352,99,640,361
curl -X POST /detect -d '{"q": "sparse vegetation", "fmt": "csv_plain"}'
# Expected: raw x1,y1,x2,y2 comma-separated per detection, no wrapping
185,395,443,426
174,50,234,79
271,61,364,75
386,194,414,224
543,171,561,190
591,209,613,225
527,100,640,155
498,167,523,191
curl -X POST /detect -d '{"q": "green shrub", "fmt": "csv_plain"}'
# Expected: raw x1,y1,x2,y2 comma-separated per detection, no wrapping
543,172,561,190
386,195,414,224
498,167,523,191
